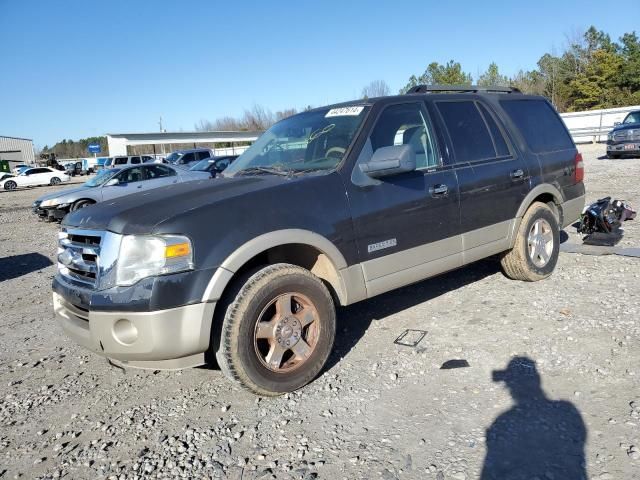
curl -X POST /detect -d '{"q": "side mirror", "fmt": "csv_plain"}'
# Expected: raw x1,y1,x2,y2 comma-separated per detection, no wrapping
359,145,416,178
105,178,119,186
614,122,621,126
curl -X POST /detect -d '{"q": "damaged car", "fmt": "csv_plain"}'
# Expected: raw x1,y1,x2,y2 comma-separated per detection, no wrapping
33,163,210,221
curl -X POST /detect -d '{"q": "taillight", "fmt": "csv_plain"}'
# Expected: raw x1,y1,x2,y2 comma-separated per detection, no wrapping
574,152,584,183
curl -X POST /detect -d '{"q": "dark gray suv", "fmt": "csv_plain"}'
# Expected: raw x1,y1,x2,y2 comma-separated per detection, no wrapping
53,86,585,395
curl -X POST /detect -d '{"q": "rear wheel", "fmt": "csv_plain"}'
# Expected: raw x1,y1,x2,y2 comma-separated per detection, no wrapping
500,202,560,281
50,177,61,186
71,199,94,211
217,264,336,396
4,180,17,191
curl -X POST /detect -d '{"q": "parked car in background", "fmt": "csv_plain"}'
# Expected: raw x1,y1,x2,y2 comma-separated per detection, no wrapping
189,155,238,177
104,155,155,169
165,148,213,169
53,86,585,395
2,167,70,190
607,110,640,158
33,163,211,221
12,164,30,174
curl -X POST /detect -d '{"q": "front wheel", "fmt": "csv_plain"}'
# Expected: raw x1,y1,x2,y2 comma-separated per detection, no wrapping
216,264,336,396
50,177,61,186
71,199,94,211
500,202,560,281
4,180,17,191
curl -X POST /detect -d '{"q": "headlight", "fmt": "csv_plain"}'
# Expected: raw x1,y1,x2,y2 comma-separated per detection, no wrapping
116,235,193,286
41,199,56,207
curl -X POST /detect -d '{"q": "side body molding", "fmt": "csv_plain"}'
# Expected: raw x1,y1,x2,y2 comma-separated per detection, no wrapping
201,229,367,306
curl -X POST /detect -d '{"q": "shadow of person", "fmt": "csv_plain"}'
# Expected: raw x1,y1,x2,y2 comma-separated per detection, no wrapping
481,357,587,480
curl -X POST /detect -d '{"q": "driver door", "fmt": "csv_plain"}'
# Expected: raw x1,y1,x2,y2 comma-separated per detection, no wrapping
344,101,461,297
101,166,145,200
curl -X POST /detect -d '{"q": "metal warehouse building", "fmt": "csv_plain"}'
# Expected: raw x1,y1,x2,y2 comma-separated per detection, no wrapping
0,136,35,168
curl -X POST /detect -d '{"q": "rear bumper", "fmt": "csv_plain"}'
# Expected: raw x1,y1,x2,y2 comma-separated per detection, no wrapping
53,292,215,369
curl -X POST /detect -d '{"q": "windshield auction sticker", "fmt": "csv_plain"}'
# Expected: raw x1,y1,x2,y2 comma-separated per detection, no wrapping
325,106,365,118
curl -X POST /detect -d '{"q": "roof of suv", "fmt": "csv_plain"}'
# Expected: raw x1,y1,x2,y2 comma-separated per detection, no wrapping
309,85,528,113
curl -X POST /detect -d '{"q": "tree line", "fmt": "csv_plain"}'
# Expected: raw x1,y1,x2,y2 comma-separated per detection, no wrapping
399,26,640,112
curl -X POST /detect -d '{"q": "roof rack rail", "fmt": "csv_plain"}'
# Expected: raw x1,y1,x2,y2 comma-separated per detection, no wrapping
406,85,521,94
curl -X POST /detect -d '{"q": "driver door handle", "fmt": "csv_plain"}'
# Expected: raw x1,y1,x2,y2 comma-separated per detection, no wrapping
510,169,524,180
430,184,449,197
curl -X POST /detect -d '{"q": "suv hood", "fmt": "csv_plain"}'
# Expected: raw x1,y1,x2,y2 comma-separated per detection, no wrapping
611,123,640,133
62,176,292,234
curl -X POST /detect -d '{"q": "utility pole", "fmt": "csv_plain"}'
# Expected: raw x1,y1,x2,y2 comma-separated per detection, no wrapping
159,116,165,155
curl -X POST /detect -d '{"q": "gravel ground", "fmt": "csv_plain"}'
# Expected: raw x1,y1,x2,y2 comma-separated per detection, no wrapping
0,145,639,480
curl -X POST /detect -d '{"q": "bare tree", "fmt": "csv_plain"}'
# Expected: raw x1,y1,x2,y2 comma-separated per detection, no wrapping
361,80,391,99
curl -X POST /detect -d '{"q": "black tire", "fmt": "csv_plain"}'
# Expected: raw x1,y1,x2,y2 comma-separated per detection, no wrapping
4,180,17,191
50,177,61,186
500,202,560,282
216,263,336,396
71,199,94,211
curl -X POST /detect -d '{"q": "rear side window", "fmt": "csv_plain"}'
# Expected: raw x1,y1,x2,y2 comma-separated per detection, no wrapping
477,103,510,157
500,99,573,153
196,151,211,161
114,157,128,165
130,156,141,164
436,101,496,162
145,165,176,178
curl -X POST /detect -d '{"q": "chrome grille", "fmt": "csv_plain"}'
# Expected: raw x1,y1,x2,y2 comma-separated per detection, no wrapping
614,129,640,141
58,229,104,289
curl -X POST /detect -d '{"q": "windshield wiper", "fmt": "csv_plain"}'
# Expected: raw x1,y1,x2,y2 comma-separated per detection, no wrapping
234,166,290,177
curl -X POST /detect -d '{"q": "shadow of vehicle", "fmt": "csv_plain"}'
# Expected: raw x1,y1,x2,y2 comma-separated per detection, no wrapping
325,258,500,370
481,357,587,480
0,253,54,282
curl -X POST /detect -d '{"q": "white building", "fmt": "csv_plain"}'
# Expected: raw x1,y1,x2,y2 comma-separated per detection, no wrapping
0,135,35,168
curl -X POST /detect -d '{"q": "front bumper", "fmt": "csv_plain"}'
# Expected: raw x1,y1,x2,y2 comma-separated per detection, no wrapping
53,292,215,369
33,203,69,221
607,142,640,154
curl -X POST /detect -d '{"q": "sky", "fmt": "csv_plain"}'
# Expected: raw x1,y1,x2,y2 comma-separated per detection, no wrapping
1,0,639,148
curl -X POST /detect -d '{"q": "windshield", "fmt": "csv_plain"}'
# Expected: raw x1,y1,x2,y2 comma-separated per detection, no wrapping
166,152,183,164
84,168,120,187
190,159,213,171
623,112,640,125
104,158,113,166
224,106,370,176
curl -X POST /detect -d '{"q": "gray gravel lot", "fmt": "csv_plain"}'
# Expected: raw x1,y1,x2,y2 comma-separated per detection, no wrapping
1,145,639,480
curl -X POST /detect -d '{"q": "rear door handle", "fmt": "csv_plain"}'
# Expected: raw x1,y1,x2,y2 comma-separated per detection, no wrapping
510,169,524,180
429,184,449,197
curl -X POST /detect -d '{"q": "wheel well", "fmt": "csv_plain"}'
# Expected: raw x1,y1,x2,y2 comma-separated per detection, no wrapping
531,193,561,224
227,243,344,306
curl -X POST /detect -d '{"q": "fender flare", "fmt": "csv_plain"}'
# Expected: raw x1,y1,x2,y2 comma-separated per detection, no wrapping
201,229,349,303
508,184,564,247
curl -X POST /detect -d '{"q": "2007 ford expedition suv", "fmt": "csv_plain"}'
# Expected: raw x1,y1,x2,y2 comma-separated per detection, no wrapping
53,85,585,395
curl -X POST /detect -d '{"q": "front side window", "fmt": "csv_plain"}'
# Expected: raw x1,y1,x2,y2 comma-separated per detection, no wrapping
130,156,141,164
224,105,370,175
116,167,143,183
623,112,640,124
145,165,176,179
368,102,439,169
181,153,196,164
436,101,497,162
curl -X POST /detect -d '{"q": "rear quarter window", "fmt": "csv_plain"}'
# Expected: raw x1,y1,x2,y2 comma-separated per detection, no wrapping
500,99,574,153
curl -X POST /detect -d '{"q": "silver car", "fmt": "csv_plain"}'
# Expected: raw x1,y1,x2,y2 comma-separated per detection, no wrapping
33,164,210,221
